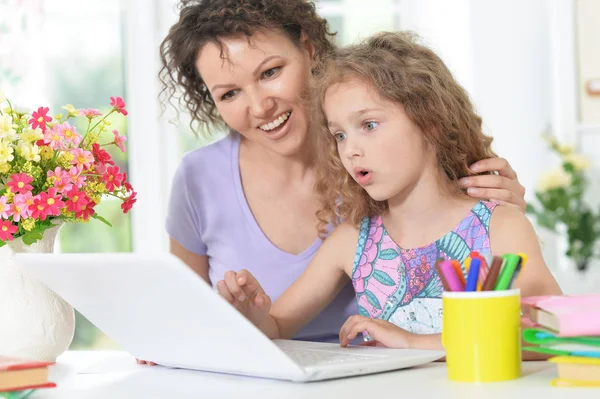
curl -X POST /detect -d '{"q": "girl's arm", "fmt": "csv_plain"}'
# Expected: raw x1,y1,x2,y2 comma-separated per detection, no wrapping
217,223,358,339
489,205,563,361
489,205,562,297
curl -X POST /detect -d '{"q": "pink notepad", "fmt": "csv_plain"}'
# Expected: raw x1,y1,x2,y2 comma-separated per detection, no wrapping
521,294,600,337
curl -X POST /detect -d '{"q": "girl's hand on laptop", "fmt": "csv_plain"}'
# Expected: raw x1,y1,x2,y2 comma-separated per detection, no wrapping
339,316,416,349
216,269,272,327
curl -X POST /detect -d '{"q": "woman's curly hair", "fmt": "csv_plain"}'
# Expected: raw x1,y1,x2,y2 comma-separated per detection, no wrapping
159,0,335,135
311,32,496,236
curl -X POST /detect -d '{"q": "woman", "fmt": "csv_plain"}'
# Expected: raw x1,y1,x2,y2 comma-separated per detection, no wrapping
159,0,526,345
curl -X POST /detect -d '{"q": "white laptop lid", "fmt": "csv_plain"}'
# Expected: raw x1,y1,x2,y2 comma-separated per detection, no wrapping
17,252,305,380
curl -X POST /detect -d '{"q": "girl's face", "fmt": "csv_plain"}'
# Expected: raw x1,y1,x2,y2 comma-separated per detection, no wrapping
324,78,437,202
196,29,315,157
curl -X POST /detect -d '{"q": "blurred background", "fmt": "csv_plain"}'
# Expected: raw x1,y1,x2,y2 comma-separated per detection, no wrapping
1,0,598,349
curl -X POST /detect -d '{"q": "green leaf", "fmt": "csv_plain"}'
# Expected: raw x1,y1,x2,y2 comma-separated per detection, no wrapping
358,305,370,318
525,203,537,215
365,290,382,310
22,230,44,245
372,270,395,286
92,214,112,227
379,248,399,260
0,241,6,248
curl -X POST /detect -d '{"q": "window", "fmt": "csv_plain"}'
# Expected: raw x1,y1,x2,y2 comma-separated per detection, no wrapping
2,0,127,350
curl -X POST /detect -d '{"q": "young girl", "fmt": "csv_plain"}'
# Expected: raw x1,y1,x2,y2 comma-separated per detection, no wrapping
216,31,562,350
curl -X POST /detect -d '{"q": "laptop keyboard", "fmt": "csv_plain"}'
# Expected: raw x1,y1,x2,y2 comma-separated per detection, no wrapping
283,349,382,367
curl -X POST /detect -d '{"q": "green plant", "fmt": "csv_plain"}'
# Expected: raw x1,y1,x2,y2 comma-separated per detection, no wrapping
526,136,596,271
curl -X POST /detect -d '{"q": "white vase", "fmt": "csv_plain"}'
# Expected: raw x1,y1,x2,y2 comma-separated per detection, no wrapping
0,224,75,362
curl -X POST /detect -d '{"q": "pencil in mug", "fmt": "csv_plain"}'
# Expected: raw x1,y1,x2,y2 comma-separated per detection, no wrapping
507,252,528,288
440,260,464,291
435,259,451,291
470,251,488,291
465,257,481,292
449,260,466,289
481,255,503,291
495,254,521,290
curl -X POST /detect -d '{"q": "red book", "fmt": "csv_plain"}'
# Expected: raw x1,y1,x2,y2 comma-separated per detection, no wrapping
0,356,55,393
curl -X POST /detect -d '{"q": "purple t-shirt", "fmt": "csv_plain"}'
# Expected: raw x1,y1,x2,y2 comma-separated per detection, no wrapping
166,132,357,341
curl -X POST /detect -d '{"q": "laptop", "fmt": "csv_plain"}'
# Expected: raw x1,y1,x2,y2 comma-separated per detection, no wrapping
17,252,444,382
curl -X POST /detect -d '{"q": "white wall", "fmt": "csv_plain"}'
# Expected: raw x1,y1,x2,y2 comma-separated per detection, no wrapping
402,0,558,266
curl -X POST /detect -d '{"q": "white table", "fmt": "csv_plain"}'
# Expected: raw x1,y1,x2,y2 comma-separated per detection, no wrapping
32,350,598,399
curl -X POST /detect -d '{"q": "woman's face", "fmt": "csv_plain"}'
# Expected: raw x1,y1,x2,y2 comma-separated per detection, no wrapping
196,29,315,156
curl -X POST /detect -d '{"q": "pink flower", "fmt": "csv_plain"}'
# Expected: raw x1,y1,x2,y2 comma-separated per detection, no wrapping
65,188,88,213
121,192,137,214
103,165,124,191
0,196,13,219
54,122,81,147
53,176,74,194
10,194,30,222
29,107,52,132
112,129,127,152
79,108,102,118
110,96,128,115
0,220,18,241
92,143,114,165
67,166,86,188
7,172,33,194
76,200,96,221
29,188,65,220
70,148,94,169
43,125,64,150
122,172,134,193
47,167,66,180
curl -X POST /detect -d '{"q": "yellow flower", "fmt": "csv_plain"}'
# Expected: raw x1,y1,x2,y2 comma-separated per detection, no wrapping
57,152,74,168
61,207,74,217
0,143,14,163
20,127,44,143
62,104,79,117
40,145,54,161
536,167,572,192
563,153,591,171
0,163,10,174
22,218,36,231
4,187,13,202
17,142,41,162
557,144,574,155
0,114,17,138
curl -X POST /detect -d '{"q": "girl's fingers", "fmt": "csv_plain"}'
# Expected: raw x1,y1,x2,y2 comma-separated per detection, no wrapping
216,280,235,304
254,292,271,312
224,271,245,302
236,269,266,300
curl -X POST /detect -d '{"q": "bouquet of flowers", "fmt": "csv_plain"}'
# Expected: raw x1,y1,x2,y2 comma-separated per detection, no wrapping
526,135,596,271
0,92,137,246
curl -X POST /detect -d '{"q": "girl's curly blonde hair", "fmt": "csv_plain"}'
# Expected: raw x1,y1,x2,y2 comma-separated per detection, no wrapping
311,31,496,236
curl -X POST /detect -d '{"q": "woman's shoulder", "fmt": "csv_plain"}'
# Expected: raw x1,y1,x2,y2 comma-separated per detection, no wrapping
179,132,238,170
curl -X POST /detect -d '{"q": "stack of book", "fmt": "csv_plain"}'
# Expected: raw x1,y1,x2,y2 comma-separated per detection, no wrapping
0,356,56,398
522,294,600,387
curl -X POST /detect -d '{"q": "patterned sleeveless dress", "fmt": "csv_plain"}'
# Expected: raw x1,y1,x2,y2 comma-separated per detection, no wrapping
351,201,497,335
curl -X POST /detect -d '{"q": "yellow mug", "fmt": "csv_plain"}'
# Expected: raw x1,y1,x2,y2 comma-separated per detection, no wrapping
442,289,521,382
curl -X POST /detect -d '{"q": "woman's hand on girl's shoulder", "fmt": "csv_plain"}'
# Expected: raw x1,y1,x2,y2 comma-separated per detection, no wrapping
458,157,526,212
